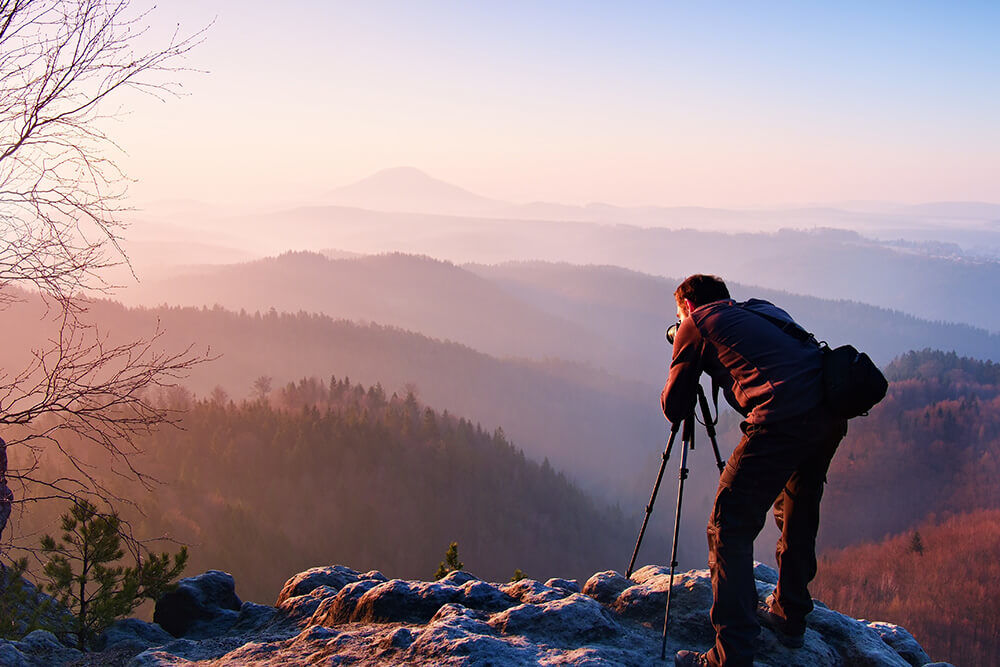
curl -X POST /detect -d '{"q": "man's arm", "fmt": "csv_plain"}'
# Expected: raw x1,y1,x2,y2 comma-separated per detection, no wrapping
661,319,703,423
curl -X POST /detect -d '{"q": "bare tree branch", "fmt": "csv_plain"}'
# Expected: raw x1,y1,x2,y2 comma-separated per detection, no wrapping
0,0,208,554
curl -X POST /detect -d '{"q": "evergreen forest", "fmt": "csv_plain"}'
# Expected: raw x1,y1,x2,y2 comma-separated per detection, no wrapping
108,376,636,603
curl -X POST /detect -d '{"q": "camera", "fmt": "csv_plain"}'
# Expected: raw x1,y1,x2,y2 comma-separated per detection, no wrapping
665,321,681,344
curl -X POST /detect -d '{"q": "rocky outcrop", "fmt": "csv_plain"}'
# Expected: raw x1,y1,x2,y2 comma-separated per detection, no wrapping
0,563,950,666
152,570,243,639
0,568,75,647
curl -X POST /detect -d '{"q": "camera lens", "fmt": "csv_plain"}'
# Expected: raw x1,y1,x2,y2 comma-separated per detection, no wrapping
666,321,680,344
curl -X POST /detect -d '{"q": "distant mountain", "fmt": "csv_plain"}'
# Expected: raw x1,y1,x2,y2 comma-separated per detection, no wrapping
467,260,1000,369
202,203,1000,331
7,292,997,597
124,251,612,366
325,167,503,216
0,292,661,500
899,201,1000,221
124,252,1000,390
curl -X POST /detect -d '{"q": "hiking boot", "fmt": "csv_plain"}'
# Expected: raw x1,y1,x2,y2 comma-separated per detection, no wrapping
757,595,805,648
674,650,711,666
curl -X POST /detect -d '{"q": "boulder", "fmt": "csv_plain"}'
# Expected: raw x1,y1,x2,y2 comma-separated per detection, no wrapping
0,630,81,666
152,570,242,639
80,563,941,666
867,621,933,667
544,577,581,594
0,568,75,645
500,578,574,604
436,569,479,586
230,601,280,635
95,618,173,651
488,593,619,645
309,578,384,626
582,569,631,605
275,565,364,605
349,579,463,624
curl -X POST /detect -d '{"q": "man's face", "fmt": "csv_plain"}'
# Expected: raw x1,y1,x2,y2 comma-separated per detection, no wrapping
676,298,691,322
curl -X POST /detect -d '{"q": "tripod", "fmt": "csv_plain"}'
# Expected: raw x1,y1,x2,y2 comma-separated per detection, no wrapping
627,384,725,661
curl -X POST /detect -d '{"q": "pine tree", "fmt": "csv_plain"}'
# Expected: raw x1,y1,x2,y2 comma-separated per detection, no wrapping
510,569,527,582
434,541,463,580
40,500,188,649
0,558,62,640
908,530,925,556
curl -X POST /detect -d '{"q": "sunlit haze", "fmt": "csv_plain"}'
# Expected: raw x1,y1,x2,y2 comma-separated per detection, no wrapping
115,1,999,210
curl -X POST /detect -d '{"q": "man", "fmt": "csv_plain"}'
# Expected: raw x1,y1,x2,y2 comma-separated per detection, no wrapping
660,275,847,667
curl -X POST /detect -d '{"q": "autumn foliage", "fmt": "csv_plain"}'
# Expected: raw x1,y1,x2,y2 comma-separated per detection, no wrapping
813,510,1000,666
812,350,1000,666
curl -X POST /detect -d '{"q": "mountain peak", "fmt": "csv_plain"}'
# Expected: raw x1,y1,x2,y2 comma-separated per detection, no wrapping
327,167,503,216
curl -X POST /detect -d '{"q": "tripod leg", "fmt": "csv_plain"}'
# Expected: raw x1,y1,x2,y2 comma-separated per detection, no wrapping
697,385,726,473
661,417,693,660
627,421,682,578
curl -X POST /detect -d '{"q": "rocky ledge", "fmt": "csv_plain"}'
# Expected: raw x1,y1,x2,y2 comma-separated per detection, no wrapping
0,563,952,666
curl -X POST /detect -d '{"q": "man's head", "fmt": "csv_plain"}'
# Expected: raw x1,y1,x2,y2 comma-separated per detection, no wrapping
674,274,730,319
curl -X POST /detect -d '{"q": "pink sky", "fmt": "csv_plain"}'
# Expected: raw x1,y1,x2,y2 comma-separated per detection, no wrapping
113,1,999,209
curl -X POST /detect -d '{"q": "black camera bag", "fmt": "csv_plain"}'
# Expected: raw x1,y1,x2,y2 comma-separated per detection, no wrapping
820,344,888,418
738,302,888,419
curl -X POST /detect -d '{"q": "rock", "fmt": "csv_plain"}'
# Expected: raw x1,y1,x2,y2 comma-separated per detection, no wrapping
544,577,581,594
97,563,937,666
275,565,363,605
128,636,248,666
406,603,539,665
3,630,81,666
783,603,911,666
0,642,29,667
95,618,173,651
309,578,384,626
276,567,393,626
611,566,713,631
582,569,631,605
866,621,933,667
500,578,573,604
753,562,780,585
488,593,619,645
436,569,479,586
349,579,463,624
457,579,516,613
152,570,242,639
0,568,75,644
383,626,415,649
230,601,279,635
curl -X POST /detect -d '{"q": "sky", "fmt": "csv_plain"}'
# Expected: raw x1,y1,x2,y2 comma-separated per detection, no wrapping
112,1,999,209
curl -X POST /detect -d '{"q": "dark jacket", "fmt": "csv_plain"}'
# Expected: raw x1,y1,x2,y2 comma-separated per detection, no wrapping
661,298,824,424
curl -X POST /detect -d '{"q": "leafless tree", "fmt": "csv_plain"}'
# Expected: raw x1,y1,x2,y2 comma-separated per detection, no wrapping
0,0,207,546
252,375,272,402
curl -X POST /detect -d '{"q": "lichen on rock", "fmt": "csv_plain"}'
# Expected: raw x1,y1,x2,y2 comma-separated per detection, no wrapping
0,563,950,666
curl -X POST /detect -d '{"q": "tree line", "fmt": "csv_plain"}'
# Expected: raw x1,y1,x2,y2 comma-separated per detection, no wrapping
110,375,636,603
811,349,1000,666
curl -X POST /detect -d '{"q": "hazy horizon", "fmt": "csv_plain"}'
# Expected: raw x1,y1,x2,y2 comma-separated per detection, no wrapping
106,1,998,211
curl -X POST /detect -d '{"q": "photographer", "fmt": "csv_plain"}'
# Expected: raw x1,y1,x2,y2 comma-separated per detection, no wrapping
661,275,847,667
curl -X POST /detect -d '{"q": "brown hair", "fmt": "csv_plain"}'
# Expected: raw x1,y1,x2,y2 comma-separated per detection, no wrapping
674,274,730,312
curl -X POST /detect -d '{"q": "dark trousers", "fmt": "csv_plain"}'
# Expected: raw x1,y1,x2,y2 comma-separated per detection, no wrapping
704,406,847,667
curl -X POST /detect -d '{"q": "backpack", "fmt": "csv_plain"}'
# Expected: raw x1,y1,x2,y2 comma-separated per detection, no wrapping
819,343,888,418
738,303,888,419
